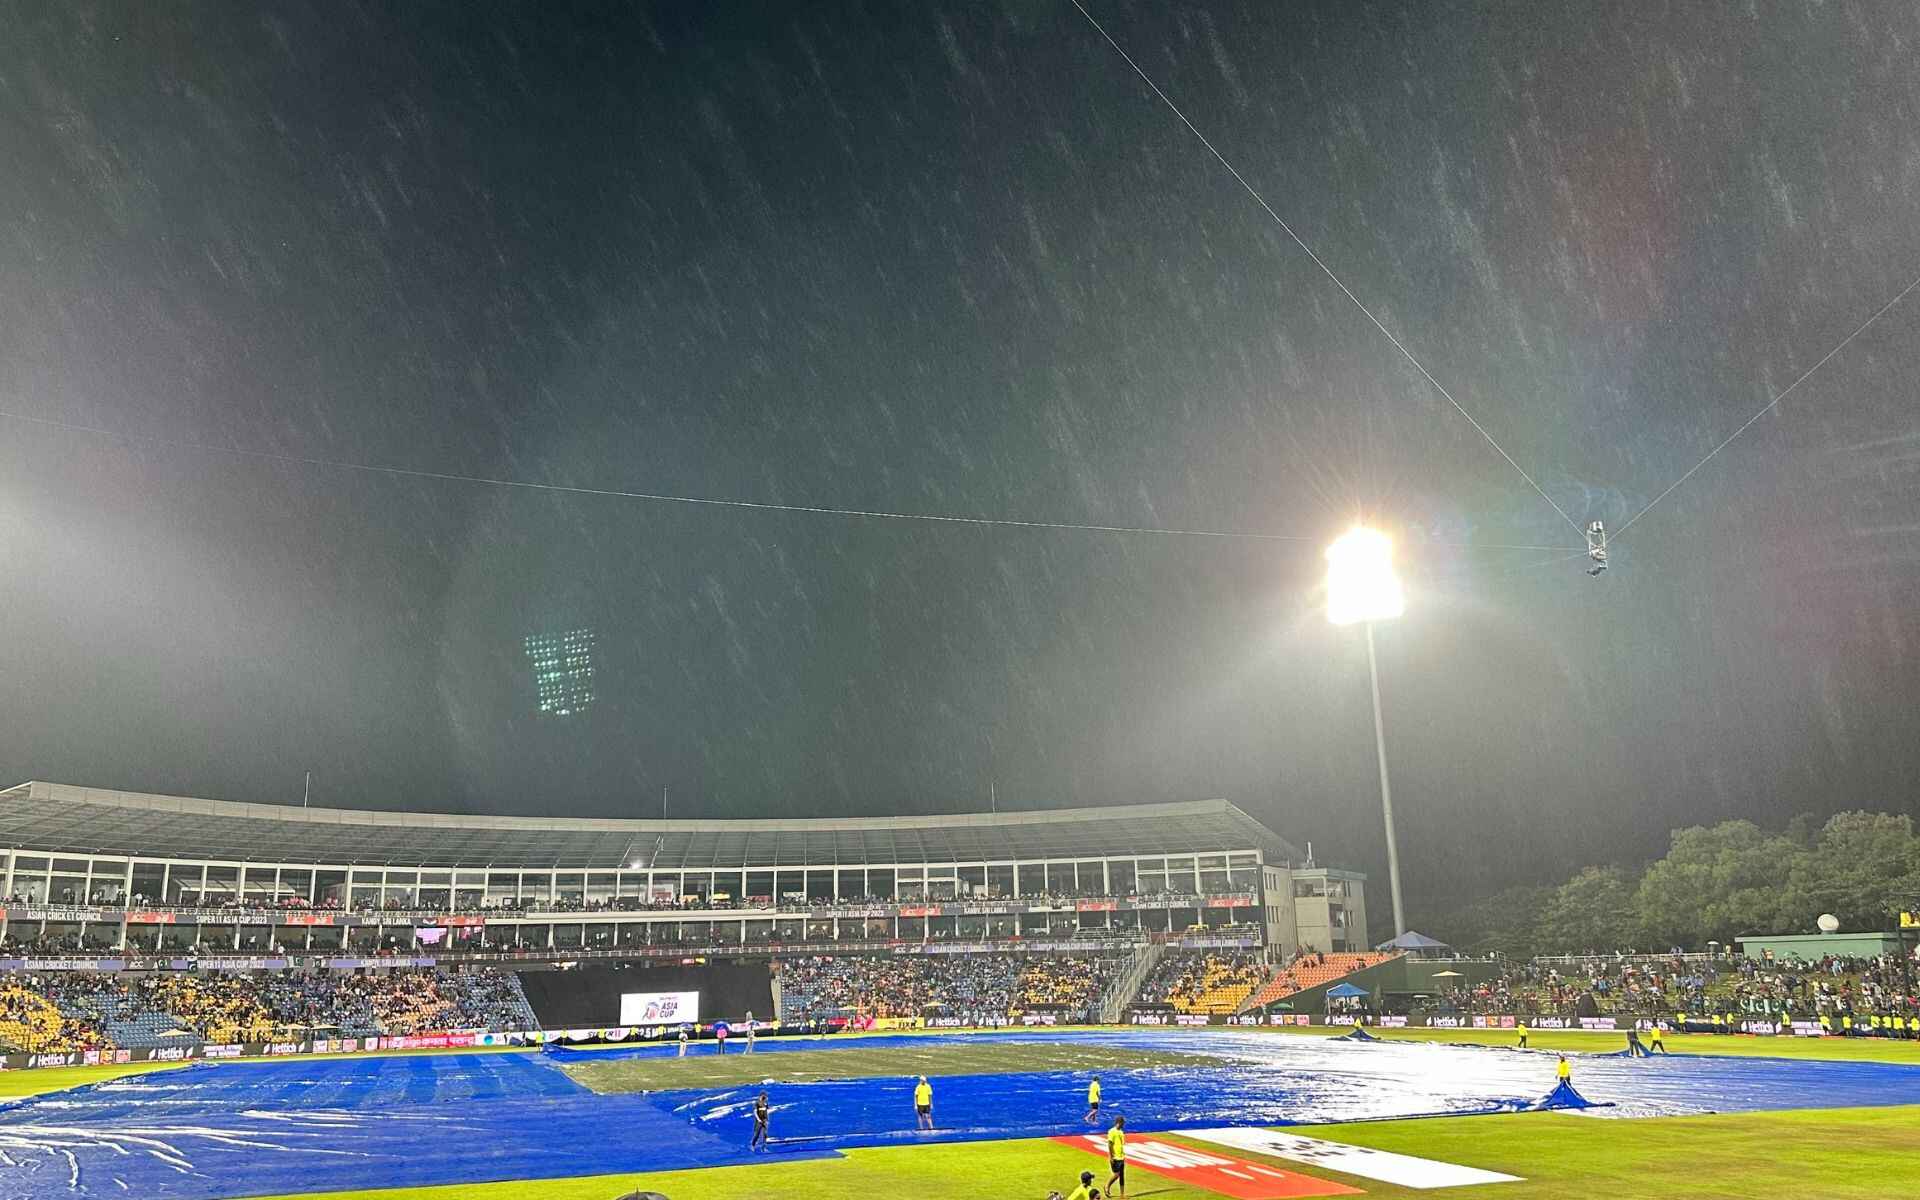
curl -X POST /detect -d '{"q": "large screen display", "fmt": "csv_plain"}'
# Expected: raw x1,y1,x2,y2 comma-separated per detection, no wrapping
619,990,700,1025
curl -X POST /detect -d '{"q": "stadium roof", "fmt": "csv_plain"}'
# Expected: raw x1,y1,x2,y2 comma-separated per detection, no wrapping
0,782,1301,870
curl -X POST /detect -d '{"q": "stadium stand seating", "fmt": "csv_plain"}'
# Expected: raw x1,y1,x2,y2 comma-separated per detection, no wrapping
775,953,1118,1024
1243,950,1399,1012
0,968,539,1051
1419,952,1919,1022
0,977,112,1053
1135,950,1269,1015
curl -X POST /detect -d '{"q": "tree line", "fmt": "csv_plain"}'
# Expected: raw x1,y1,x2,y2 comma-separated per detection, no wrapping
1432,811,1920,958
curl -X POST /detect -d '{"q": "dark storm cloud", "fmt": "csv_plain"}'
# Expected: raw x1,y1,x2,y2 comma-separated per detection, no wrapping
2,1,1917,928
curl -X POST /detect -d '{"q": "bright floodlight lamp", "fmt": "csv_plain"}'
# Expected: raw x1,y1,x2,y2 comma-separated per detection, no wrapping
1325,524,1409,937
1325,526,1404,625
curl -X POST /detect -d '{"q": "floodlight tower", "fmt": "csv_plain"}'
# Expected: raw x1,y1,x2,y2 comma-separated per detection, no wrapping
1326,526,1407,938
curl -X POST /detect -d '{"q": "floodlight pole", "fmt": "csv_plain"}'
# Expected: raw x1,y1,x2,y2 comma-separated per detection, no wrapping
1364,620,1406,938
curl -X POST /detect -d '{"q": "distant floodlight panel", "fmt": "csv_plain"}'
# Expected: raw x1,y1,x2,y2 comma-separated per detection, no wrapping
1325,526,1405,625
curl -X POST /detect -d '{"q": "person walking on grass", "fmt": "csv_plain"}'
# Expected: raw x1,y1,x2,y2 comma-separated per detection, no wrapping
1516,1022,1528,1050
745,1011,756,1054
750,1090,770,1151
1648,1025,1667,1054
1083,1074,1102,1122
1105,1115,1127,1198
914,1075,934,1130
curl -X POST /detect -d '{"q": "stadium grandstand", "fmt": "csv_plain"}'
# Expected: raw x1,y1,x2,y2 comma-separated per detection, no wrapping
0,780,1381,1060
0,781,1365,960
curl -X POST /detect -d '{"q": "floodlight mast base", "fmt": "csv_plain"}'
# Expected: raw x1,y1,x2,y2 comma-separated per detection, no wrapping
1365,620,1407,939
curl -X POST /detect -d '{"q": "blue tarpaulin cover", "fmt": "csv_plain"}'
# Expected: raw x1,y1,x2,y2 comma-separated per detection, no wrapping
1,1029,1916,1198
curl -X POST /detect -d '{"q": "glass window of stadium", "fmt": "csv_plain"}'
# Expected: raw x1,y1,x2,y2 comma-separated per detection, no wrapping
1108,859,1135,894
1016,864,1044,895
1198,855,1229,893
202,864,239,905
486,872,518,908
278,868,314,905
806,870,834,902
926,867,956,900
235,867,271,906
382,870,418,909
1167,857,1198,894
986,864,1013,897
746,871,774,903
315,868,346,907
14,855,51,902
586,873,615,906
957,865,984,896
129,862,165,905
419,871,451,909
49,859,86,904
835,868,863,900
1230,853,1260,891
867,867,894,900
1136,859,1165,894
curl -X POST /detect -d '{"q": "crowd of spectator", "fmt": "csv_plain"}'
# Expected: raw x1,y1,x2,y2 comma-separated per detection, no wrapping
1421,951,1920,1021
775,953,1118,1024
0,968,539,1052
1135,950,1268,1013
0,975,113,1053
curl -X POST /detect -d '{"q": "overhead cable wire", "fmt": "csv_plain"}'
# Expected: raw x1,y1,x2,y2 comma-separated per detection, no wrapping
1614,267,1920,540
0,407,1307,541
0,406,1572,552
1064,0,1583,537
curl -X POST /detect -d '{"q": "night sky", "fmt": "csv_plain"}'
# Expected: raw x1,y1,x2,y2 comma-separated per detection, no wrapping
3,1,1918,926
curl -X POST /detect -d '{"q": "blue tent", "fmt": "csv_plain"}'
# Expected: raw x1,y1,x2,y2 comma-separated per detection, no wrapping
1325,982,1370,999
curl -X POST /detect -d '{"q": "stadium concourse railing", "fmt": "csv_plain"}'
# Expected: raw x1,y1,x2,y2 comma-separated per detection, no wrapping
7,891,1259,923
0,928,1264,973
